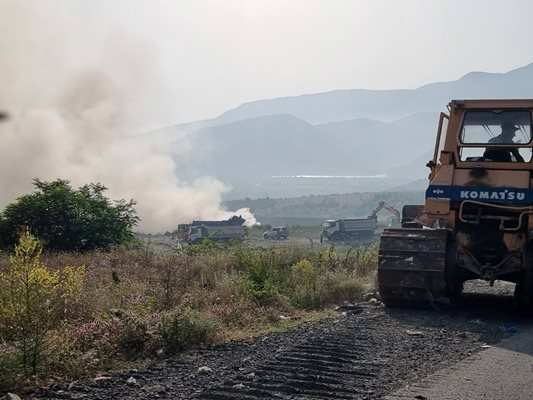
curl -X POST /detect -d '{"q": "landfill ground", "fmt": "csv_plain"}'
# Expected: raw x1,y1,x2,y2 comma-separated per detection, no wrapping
31,281,528,400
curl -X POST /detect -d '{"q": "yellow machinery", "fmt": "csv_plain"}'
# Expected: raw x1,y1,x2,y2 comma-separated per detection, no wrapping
378,100,533,308
371,201,401,227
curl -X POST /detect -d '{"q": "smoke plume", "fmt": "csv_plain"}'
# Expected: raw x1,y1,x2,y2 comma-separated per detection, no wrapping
0,1,256,232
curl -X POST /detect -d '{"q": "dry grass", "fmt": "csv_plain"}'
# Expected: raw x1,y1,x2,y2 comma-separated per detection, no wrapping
0,238,377,392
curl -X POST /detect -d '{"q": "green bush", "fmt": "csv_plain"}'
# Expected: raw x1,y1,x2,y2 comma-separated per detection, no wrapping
289,259,318,308
113,313,151,358
233,245,291,306
0,179,139,251
158,306,218,354
0,230,86,376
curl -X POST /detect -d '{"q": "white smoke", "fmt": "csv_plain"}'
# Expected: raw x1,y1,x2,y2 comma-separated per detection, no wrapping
0,1,257,232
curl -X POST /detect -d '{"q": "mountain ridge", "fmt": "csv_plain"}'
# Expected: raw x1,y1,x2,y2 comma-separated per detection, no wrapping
158,61,533,199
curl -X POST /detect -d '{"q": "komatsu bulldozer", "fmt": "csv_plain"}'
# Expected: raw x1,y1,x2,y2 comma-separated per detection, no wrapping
378,99,533,308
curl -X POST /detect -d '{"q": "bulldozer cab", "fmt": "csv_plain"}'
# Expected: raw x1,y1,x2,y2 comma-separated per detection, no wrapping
426,100,533,215
430,100,533,175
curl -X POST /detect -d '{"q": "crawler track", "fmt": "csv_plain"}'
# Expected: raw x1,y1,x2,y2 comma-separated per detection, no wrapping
31,284,524,400
199,316,384,400
378,228,449,307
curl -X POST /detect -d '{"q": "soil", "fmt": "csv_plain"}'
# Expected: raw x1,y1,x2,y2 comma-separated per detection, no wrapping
31,281,528,400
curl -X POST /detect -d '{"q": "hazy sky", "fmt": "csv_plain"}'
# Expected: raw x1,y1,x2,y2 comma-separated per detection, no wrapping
3,0,533,127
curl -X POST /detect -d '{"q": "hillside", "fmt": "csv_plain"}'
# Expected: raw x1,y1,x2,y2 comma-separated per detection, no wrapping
176,112,437,180
224,190,425,225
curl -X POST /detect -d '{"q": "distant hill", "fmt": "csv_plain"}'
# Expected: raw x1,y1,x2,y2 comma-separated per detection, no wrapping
317,112,438,175
215,63,533,125
182,114,342,177
224,190,425,223
175,112,439,179
156,62,533,198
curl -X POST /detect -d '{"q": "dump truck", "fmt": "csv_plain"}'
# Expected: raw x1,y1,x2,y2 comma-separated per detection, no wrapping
378,99,533,308
320,217,377,243
187,215,245,244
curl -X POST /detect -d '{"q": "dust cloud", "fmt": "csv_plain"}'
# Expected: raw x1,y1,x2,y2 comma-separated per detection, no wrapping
0,1,256,232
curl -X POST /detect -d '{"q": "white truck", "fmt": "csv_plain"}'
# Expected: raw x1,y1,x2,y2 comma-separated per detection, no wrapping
263,226,289,240
186,216,245,244
320,217,377,243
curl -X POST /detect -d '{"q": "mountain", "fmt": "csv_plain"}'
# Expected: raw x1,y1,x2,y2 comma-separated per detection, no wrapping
176,111,439,180
317,112,438,173
214,63,533,125
181,114,346,177
158,62,533,198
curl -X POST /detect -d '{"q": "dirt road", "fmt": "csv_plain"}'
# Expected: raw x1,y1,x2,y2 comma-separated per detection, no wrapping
31,282,527,400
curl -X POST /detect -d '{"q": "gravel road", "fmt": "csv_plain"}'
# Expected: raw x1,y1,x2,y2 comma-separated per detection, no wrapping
31,281,528,400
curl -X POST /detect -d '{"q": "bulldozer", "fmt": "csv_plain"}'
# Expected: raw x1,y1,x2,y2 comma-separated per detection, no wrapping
378,99,533,308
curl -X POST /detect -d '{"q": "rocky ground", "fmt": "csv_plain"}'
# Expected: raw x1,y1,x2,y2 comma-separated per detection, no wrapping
29,281,528,400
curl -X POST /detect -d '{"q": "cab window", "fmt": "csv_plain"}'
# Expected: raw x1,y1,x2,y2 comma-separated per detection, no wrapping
458,110,532,162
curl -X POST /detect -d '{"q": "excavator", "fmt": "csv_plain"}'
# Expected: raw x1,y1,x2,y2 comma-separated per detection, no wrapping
370,201,401,227
378,99,533,308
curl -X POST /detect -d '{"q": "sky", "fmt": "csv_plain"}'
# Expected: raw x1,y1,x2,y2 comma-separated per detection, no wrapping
1,0,533,231
3,0,533,128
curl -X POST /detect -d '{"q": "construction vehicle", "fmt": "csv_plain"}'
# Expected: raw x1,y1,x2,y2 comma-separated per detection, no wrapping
263,226,289,240
187,215,245,244
371,201,401,227
320,217,377,243
175,224,190,241
378,99,533,308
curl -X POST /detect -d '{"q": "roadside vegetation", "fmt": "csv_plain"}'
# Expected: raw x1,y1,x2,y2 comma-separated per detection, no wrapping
0,232,377,392
0,179,378,393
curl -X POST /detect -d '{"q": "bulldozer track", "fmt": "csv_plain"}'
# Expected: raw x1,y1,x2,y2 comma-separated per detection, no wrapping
199,317,384,399
378,228,449,307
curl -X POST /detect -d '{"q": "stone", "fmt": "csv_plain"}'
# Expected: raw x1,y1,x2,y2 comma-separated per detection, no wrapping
368,298,381,306
245,372,256,380
141,384,167,393
3,394,22,400
93,376,112,383
197,366,212,374
363,292,376,301
126,376,138,386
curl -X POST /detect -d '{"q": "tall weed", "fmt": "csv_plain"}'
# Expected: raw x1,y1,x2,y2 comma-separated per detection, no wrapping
0,230,85,377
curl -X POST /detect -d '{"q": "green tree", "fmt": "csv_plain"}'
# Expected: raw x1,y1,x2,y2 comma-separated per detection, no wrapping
0,179,139,251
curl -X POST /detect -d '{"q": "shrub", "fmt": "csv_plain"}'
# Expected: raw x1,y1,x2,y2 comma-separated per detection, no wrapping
158,306,218,354
112,313,151,358
354,243,379,277
0,343,18,390
289,259,318,308
0,179,139,251
0,230,86,377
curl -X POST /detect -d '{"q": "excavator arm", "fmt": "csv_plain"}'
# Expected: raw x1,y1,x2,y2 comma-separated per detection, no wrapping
371,201,400,220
